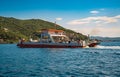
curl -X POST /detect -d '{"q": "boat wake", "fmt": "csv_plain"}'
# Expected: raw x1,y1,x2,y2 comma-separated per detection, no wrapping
95,45,120,49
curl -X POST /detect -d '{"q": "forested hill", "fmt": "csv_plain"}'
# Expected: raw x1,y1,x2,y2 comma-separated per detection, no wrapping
0,16,87,43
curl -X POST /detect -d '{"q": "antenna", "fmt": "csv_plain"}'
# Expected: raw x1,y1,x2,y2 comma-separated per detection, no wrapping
54,21,57,29
55,18,62,29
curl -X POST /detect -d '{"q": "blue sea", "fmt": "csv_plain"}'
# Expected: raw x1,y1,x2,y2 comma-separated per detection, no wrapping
0,42,120,77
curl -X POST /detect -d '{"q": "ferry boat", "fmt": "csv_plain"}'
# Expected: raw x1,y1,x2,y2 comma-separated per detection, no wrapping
17,29,99,48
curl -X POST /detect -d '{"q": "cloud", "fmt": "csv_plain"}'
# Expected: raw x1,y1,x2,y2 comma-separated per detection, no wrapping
90,28,101,35
90,10,99,14
100,8,105,11
114,15,120,19
67,20,89,25
56,18,62,21
90,27,120,37
67,15,120,25
71,27,120,37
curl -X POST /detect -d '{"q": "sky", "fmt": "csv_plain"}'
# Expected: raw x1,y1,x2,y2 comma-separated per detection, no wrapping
0,0,120,37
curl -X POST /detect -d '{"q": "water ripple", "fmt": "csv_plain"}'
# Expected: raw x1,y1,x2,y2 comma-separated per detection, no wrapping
0,44,120,77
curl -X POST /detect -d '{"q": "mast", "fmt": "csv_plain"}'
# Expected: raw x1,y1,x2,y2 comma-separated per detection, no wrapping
54,21,57,29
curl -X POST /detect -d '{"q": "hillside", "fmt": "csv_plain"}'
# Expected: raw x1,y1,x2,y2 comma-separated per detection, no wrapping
91,36,120,42
0,16,88,43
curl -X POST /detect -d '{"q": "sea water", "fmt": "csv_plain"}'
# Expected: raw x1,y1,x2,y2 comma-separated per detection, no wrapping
0,42,120,77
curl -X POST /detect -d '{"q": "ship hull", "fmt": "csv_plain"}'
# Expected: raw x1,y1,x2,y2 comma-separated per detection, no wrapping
88,42,100,47
17,42,99,48
17,43,85,48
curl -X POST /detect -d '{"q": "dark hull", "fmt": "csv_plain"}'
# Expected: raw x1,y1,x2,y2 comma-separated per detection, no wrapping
17,43,85,48
17,42,99,48
88,42,100,47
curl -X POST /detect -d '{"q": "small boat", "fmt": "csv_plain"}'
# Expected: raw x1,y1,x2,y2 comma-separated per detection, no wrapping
88,42,100,47
17,29,99,48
